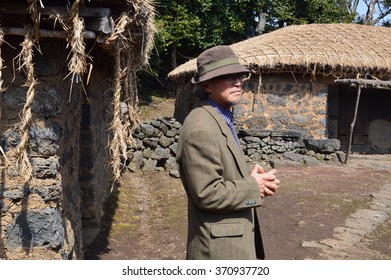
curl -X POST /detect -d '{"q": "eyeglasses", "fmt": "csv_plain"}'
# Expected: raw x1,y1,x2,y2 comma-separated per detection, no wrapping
217,73,249,83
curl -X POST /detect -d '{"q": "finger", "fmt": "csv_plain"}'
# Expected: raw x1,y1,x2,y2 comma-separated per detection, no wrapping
266,169,277,176
250,165,260,176
265,181,279,191
263,187,275,196
264,174,276,181
256,164,264,174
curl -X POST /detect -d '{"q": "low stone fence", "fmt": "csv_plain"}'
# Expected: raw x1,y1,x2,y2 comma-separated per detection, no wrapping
127,117,341,176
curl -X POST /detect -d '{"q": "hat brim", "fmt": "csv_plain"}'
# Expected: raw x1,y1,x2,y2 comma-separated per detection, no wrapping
191,64,250,84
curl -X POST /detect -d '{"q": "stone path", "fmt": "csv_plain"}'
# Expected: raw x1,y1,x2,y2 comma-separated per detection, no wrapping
302,183,391,259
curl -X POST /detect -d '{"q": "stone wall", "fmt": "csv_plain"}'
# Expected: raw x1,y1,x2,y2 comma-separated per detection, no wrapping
127,117,341,175
0,39,113,259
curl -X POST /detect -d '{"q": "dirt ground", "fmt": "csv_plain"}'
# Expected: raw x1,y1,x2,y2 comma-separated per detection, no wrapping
84,98,391,260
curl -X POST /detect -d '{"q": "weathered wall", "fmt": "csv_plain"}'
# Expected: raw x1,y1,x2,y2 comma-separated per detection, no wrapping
174,73,332,139
0,38,112,259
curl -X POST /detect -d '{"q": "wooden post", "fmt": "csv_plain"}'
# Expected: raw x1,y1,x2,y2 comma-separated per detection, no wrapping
345,85,362,164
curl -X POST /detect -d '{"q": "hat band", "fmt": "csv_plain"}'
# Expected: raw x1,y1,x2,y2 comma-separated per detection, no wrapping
199,57,240,76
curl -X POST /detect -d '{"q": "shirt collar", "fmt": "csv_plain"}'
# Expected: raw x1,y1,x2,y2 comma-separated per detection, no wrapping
207,98,233,123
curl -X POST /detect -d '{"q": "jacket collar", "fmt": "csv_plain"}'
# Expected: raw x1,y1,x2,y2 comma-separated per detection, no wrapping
197,99,249,177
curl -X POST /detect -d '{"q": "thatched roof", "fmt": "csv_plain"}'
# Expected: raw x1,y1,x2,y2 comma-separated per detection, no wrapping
168,23,391,81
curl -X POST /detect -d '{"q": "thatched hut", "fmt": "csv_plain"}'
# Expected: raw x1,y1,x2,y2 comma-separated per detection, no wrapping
0,0,154,259
169,24,391,155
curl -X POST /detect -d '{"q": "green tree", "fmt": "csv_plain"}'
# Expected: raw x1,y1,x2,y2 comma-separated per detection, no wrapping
265,0,354,29
139,0,264,98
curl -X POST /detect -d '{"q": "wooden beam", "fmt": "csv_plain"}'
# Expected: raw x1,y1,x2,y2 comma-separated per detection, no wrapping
1,27,96,40
0,4,112,18
345,85,362,164
335,78,391,89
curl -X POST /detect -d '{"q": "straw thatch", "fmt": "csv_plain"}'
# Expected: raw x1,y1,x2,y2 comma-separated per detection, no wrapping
168,23,391,81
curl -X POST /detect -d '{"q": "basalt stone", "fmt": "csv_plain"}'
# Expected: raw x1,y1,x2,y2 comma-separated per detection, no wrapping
271,130,302,139
238,129,270,138
271,111,289,125
169,142,178,155
29,122,61,156
159,123,169,134
141,158,157,171
159,135,174,148
5,208,64,249
164,157,178,171
31,157,59,178
247,143,261,149
266,94,288,106
32,185,62,202
135,132,146,140
304,139,340,154
2,87,26,112
150,120,161,128
143,137,158,149
242,136,262,144
243,116,268,130
32,88,62,117
151,147,171,160
3,186,30,200
1,129,21,152
141,124,158,137
293,114,308,125
166,129,178,138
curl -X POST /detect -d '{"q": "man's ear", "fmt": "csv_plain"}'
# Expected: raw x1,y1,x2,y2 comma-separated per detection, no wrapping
201,81,211,93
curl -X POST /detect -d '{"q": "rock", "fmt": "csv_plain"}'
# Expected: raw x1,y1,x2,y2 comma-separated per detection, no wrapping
304,139,340,154
5,208,64,249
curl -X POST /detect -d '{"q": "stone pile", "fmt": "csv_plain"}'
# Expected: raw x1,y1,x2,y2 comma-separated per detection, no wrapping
127,117,341,176
128,117,181,177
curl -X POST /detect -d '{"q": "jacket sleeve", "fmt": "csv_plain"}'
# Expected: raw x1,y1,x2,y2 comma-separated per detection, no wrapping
178,126,262,213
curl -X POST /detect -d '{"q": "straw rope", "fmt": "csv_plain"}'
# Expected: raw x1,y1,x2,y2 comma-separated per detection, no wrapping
0,30,4,94
63,0,90,100
110,45,128,182
106,0,155,182
11,0,41,178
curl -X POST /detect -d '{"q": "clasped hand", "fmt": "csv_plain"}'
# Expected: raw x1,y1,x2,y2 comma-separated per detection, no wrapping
250,164,280,198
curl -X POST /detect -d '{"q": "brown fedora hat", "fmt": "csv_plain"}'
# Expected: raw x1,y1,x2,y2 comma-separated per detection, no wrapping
191,45,250,84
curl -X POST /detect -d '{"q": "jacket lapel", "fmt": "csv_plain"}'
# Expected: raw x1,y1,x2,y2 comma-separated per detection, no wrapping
201,102,249,178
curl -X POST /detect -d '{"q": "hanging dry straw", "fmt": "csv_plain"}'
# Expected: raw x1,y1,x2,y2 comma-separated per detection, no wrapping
11,0,41,178
52,0,91,100
104,0,155,182
0,30,4,94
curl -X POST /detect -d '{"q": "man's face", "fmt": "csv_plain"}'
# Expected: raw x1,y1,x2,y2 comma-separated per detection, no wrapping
202,73,247,110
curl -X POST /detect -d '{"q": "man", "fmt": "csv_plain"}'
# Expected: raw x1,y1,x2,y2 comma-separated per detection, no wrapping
176,45,280,260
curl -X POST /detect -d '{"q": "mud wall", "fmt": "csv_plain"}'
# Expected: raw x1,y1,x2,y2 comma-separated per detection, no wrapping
0,38,112,259
174,73,331,139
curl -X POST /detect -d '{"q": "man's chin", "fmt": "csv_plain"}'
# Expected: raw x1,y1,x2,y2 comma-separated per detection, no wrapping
229,98,242,107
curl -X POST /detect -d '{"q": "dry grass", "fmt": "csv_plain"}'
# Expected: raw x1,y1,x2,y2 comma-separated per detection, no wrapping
169,23,391,82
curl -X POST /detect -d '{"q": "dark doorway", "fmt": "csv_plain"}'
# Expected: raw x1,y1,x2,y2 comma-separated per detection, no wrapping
328,84,391,153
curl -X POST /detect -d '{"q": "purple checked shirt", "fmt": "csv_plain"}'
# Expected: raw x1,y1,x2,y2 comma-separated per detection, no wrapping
207,98,241,149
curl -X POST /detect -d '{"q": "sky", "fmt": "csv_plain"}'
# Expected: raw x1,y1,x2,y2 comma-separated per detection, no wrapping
356,0,391,23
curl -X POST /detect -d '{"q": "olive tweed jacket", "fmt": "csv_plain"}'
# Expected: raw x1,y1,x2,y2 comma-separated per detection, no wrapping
176,100,265,260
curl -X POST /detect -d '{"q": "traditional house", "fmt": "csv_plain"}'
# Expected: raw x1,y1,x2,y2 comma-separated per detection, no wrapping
0,0,155,259
169,24,391,155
